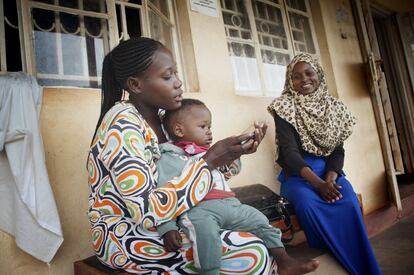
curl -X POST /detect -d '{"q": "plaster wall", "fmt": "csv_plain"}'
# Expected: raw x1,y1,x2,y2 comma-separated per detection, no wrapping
1,0,411,273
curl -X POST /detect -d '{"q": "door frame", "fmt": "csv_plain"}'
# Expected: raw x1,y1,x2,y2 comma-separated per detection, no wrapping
351,0,402,211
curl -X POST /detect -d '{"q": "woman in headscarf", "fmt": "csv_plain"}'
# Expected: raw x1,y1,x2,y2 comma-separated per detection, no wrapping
268,53,381,275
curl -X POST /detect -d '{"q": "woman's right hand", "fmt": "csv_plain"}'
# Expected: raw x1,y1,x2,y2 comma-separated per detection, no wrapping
300,167,342,203
202,133,255,170
316,181,342,203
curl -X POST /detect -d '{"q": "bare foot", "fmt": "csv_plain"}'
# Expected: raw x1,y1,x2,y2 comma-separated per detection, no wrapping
277,255,319,275
270,248,319,275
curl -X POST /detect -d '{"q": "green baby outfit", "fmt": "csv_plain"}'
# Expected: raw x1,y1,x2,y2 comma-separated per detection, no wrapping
156,143,284,275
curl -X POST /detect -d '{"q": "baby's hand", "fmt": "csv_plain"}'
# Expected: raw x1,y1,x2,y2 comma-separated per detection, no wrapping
162,230,182,252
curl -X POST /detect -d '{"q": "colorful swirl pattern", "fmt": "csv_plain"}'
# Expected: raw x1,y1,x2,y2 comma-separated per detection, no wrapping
88,102,276,274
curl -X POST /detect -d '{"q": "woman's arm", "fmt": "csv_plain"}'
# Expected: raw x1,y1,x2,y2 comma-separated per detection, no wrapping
275,115,342,203
325,143,345,176
99,111,265,229
275,115,309,174
99,114,213,230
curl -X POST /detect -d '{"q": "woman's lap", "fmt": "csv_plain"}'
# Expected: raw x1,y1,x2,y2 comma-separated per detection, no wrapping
279,154,358,210
277,157,383,275
92,216,276,274
281,175,357,207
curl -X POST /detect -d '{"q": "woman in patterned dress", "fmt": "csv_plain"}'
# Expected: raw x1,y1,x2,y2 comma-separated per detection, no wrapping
268,53,382,275
87,37,316,274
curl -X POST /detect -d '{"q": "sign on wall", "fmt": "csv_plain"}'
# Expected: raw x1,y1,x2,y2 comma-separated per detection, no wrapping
190,0,218,17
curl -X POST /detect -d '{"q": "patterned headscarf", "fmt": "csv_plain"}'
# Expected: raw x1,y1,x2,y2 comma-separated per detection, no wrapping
267,53,356,156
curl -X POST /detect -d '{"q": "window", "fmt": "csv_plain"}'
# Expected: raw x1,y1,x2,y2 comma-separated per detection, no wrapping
0,0,23,73
114,0,184,85
5,0,183,88
221,0,318,97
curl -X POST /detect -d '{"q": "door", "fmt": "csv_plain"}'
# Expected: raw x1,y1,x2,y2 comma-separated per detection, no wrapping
352,0,402,211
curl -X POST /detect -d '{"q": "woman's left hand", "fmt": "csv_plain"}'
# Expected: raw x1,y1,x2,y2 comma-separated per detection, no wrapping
321,171,343,203
242,121,268,155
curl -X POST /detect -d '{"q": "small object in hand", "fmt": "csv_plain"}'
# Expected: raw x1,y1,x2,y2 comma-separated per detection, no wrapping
240,121,267,144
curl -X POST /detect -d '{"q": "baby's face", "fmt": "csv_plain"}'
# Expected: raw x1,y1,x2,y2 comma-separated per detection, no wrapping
179,105,212,147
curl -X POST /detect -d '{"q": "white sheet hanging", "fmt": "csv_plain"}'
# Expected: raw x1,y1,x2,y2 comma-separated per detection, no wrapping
0,72,63,263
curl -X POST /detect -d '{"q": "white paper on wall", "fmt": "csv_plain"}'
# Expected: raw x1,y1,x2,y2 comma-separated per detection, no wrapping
190,0,218,17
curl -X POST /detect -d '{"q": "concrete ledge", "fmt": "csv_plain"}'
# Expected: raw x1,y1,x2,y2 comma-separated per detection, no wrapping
74,256,131,275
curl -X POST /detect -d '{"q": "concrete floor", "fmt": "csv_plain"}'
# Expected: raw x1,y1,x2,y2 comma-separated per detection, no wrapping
370,213,414,275
286,213,414,275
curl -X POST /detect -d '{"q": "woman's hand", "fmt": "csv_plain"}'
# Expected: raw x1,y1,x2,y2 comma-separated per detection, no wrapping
300,167,342,203
162,230,182,252
244,121,268,154
203,122,267,170
202,133,254,170
317,171,342,203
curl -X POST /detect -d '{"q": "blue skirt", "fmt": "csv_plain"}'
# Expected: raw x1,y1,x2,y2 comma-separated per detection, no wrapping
279,155,381,275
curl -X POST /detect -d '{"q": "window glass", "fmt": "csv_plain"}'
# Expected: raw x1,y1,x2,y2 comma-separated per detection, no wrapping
3,0,23,72
31,1,109,88
221,0,317,96
148,8,173,51
13,0,185,89
128,0,142,5
222,0,252,40
286,0,307,12
253,1,288,52
221,0,261,94
252,0,291,96
289,12,315,54
84,0,107,13
59,0,78,9
35,0,54,4
149,0,169,19
125,6,142,38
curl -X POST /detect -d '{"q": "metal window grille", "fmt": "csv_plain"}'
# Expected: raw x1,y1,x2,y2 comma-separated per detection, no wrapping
221,0,319,97
9,0,183,89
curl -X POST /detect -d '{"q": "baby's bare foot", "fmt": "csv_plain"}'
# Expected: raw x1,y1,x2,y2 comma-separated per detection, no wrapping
277,256,319,275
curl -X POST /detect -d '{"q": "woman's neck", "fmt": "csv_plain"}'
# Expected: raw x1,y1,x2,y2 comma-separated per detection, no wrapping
130,100,167,143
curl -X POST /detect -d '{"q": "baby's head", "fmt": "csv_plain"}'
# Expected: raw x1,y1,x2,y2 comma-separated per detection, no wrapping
163,99,212,146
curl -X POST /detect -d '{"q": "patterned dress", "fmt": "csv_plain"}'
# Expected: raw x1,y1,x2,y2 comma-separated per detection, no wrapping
87,102,276,274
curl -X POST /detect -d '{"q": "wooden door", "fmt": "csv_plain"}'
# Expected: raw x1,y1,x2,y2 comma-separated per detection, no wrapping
352,0,402,211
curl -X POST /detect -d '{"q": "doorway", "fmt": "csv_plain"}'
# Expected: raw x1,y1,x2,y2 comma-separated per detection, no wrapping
372,10,414,199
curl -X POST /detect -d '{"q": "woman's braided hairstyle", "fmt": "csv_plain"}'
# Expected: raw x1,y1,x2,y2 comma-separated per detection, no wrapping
95,37,163,136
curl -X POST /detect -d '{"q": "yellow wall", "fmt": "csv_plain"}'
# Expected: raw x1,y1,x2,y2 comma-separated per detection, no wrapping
0,89,100,275
1,0,404,274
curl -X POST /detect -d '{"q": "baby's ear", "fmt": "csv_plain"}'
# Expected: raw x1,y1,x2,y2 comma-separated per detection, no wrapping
174,124,184,138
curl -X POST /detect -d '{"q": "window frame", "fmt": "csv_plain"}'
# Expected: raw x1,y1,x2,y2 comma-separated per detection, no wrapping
0,0,6,73
9,0,186,90
220,0,320,97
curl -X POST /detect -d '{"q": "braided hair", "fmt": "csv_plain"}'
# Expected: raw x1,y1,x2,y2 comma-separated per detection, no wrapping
94,37,163,136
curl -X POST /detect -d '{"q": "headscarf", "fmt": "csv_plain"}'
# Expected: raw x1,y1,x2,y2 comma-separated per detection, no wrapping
267,53,356,156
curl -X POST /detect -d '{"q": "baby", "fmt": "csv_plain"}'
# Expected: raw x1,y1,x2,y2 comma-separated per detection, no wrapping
157,99,319,275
